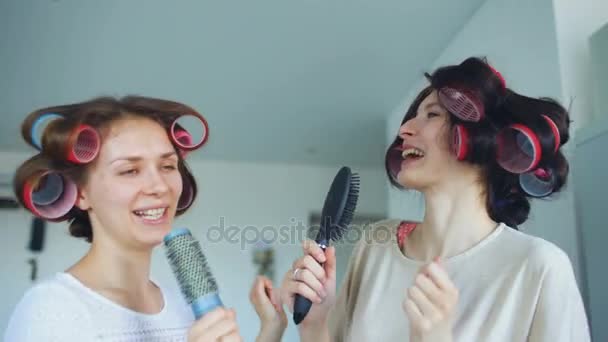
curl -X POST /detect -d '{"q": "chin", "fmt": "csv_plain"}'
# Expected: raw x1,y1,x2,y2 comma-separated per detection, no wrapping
135,231,170,249
132,223,173,248
397,169,431,190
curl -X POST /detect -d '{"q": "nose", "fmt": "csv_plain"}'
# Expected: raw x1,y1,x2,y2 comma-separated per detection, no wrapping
398,119,417,139
142,167,170,196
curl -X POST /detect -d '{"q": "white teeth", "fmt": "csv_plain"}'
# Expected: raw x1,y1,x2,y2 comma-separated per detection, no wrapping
134,208,166,220
401,148,425,159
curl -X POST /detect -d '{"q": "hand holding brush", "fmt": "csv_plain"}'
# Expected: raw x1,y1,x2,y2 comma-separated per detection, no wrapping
280,166,360,330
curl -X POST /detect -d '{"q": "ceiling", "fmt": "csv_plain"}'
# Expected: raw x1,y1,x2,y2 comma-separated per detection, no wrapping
0,0,485,167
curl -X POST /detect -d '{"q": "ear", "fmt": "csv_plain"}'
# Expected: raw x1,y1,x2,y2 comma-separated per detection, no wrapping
74,187,91,211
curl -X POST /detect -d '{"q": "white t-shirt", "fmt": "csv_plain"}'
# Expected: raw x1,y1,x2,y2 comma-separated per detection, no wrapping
4,273,195,342
328,220,591,342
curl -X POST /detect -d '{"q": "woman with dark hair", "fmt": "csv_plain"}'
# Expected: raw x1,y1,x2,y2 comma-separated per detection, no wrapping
280,57,590,341
4,96,286,342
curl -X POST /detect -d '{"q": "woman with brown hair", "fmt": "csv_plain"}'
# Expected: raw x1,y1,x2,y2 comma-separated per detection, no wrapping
4,96,286,342
280,57,590,341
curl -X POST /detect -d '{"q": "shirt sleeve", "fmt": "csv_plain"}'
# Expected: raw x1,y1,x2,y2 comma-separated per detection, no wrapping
527,246,591,342
327,219,396,341
4,283,94,342
327,238,362,341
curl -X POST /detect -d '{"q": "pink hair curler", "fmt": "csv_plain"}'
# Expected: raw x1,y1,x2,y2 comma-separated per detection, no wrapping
438,87,484,122
496,124,541,173
22,171,78,221
173,129,193,158
66,124,100,164
519,168,555,197
170,114,209,152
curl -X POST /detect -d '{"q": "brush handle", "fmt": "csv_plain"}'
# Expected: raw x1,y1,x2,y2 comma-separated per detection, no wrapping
293,241,327,325
192,292,224,319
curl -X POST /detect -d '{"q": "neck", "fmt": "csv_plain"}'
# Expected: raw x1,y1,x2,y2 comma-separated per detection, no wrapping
69,235,154,293
404,178,498,261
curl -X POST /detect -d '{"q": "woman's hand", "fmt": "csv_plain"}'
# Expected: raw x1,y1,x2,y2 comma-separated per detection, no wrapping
280,239,337,329
403,258,458,342
249,275,287,342
187,307,243,342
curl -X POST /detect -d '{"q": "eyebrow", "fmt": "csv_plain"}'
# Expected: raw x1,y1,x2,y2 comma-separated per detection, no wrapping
110,151,178,165
424,102,443,110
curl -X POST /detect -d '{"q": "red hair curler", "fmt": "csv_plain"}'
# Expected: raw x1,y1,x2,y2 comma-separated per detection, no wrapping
496,124,541,173
22,171,78,221
66,124,100,164
451,125,470,161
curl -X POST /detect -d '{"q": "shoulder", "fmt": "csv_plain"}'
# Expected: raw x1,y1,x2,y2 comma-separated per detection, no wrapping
10,273,90,314
5,273,93,341
154,279,195,323
500,227,576,281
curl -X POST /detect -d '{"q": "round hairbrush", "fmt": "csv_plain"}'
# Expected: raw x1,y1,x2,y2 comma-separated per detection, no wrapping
170,114,209,152
519,168,555,197
496,124,541,173
164,228,223,319
22,171,78,220
438,87,484,122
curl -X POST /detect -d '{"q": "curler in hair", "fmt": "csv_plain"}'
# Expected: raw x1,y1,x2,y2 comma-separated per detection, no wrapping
170,114,209,152
519,167,555,197
451,125,470,160
488,64,506,89
22,171,78,221
438,87,484,122
30,113,63,149
66,124,100,164
541,114,561,152
496,124,541,173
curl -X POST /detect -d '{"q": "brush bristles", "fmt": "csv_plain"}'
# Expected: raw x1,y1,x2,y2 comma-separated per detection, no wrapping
165,232,219,304
332,172,360,242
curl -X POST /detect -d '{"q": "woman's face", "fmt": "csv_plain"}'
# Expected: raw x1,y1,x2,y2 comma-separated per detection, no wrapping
77,116,183,250
396,90,460,191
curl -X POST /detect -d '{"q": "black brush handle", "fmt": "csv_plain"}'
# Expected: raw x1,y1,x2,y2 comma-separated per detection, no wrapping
293,238,327,325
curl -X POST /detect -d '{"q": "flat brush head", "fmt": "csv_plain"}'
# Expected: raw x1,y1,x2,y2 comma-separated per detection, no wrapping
164,228,219,305
318,167,360,244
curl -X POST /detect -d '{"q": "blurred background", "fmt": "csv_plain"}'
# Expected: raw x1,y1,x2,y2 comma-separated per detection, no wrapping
0,0,606,341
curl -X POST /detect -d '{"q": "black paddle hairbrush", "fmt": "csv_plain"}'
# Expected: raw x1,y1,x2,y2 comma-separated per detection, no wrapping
293,166,360,325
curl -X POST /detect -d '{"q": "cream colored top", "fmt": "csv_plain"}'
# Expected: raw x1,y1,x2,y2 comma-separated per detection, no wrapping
328,219,590,341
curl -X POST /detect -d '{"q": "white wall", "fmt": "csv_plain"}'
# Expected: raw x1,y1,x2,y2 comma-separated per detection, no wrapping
0,151,387,341
386,0,583,281
590,23,608,124
553,0,608,130
553,1,608,339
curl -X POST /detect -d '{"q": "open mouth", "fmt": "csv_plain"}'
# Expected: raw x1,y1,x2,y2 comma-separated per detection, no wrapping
133,207,168,222
401,147,425,161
